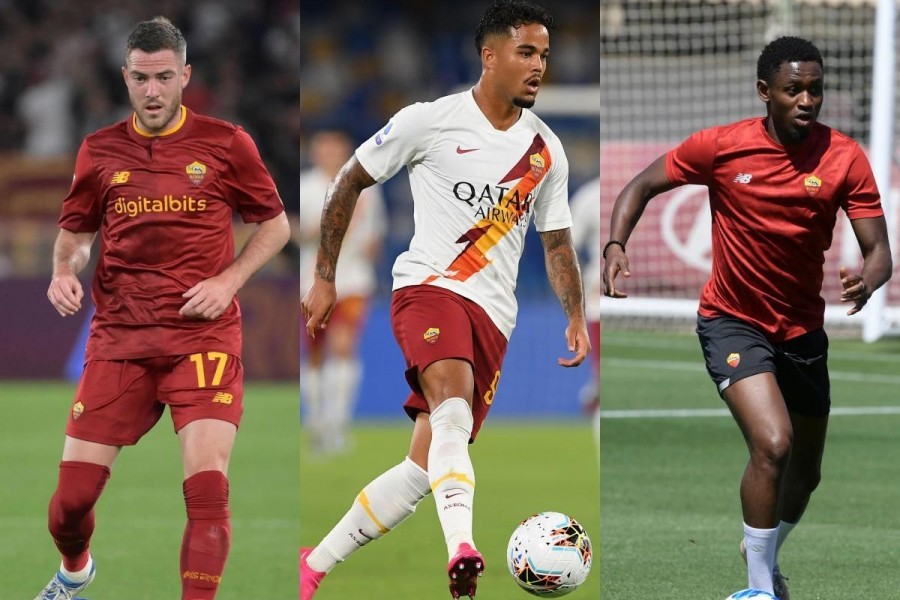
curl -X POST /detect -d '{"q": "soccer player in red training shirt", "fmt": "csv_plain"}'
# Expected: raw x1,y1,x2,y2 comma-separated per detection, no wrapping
36,17,290,600
604,37,892,598
301,2,589,598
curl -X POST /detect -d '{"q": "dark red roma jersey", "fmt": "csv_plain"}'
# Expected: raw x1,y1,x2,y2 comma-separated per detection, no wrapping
59,107,284,360
666,117,883,341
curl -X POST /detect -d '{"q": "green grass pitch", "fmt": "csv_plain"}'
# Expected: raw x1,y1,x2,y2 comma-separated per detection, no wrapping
300,422,600,599
0,381,298,599
600,330,900,599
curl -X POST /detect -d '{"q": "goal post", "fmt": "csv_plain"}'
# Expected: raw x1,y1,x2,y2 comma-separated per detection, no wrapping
594,0,899,339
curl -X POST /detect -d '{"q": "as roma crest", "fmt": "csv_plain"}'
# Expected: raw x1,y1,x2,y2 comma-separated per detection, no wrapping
72,401,85,420
529,153,546,179
726,353,740,368
186,161,207,185
423,327,440,344
803,175,822,196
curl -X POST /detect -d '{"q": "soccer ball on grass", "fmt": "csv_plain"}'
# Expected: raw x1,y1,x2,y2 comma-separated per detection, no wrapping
506,512,592,596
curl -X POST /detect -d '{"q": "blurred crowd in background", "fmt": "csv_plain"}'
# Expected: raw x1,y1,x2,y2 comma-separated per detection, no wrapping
300,1,600,295
0,0,300,277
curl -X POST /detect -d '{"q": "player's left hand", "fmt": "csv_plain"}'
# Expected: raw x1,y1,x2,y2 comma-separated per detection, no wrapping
180,274,238,320
839,266,870,316
559,317,590,368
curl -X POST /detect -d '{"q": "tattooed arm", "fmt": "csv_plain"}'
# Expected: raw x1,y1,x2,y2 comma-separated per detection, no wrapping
540,228,590,367
301,157,377,338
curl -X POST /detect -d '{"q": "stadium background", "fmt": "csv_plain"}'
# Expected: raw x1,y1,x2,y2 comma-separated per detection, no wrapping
300,0,601,420
0,0,301,380
0,1,300,598
299,3,601,599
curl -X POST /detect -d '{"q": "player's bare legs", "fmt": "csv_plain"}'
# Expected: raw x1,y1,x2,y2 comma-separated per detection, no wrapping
723,372,792,595
417,358,484,598
763,412,827,600
178,418,236,600
779,412,826,523
36,438,120,599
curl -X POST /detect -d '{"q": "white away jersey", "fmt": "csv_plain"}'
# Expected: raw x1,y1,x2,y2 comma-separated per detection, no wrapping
299,167,387,299
569,176,601,322
355,90,572,338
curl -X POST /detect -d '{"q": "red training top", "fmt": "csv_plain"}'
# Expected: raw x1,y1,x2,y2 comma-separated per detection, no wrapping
59,107,284,360
666,117,883,341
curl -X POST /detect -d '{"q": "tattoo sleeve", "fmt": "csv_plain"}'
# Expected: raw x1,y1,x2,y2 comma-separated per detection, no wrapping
540,228,585,321
315,157,376,282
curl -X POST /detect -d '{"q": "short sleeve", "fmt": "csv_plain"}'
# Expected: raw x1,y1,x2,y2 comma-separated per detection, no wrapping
223,128,284,223
533,139,572,232
355,103,434,183
665,127,718,186
58,141,102,233
841,144,883,220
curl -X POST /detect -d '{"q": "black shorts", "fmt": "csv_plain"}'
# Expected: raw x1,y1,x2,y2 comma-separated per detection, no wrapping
696,315,830,417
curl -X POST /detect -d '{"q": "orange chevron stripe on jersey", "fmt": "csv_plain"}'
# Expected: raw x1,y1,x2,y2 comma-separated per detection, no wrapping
423,134,551,285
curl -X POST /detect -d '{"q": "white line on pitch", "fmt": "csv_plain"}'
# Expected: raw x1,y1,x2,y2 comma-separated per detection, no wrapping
604,358,900,385
600,406,900,419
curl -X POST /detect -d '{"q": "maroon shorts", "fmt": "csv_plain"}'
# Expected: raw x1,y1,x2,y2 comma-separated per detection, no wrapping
66,353,244,446
390,285,508,441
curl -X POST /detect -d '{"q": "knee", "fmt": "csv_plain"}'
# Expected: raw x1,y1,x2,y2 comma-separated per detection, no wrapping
49,462,110,528
792,464,822,495
52,462,110,514
749,429,793,472
183,470,230,520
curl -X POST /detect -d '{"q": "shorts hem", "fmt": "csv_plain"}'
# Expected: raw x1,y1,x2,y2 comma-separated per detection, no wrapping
717,365,774,397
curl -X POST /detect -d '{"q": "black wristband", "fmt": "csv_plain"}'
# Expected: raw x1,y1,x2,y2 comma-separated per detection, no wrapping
603,240,626,259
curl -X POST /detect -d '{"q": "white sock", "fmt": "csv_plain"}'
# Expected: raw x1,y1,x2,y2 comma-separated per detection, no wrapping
308,457,430,573
775,520,797,569
301,366,324,438
428,398,476,558
60,554,93,583
321,357,361,450
743,523,778,593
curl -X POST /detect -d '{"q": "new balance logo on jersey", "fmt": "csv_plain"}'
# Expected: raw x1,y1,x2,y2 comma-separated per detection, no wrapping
110,171,130,184
733,173,753,184
212,392,233,404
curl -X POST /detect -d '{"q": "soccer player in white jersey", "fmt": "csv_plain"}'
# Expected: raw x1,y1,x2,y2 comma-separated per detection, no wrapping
301,1,590,598
300,129,387,456
569,175,601,446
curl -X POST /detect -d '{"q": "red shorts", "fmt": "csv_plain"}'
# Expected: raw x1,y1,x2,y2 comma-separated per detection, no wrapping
67,353,244,446
390,285,508,442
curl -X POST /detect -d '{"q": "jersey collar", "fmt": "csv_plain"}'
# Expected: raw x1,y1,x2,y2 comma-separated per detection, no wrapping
130,105,189,138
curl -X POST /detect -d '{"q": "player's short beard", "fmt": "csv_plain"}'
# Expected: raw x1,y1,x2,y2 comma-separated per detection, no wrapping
513,96,536,109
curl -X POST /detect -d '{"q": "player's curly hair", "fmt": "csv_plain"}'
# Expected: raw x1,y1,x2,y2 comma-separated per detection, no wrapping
757,36,823,83
126,16,187,65
474,0,554,53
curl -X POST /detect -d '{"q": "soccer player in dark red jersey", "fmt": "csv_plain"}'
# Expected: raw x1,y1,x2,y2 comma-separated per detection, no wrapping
36,16,290,600
604,37,892,599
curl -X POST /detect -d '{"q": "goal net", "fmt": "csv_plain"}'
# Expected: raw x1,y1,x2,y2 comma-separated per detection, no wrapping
598,0,899,338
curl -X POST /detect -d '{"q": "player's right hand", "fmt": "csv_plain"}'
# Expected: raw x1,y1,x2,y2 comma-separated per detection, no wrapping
47,273,84,317
602,246,630,298
301,278,337,339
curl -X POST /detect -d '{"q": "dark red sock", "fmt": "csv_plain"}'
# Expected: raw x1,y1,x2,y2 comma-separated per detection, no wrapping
47,461,111,571
180,470,231,600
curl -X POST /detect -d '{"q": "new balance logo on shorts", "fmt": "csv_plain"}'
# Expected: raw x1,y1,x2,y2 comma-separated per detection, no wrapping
212,392,233,404
733,173,753,184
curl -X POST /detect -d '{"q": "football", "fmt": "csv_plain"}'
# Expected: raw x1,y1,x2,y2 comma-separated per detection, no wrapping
506,512,592,597
725,590,779,600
